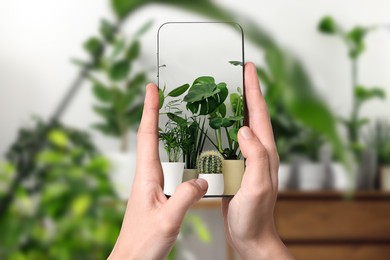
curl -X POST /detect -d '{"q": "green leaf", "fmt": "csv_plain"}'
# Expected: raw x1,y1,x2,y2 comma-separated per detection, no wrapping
167,113,187,125
218,103,226,118
158,88,165,109
229,60,243,66
209,117,235,129
71,195,91,217
83,37,103,59
355,86,386,102
92,84,111,102
109,60,130,81
100,19,116,43
127,73,146,90
227,115,244,121
167,84,190,97
348,26,367,44
48,130,68,148
134,20,154,38
193,76,215,85
111,0,143,19
184,84,219,103
318,16,337,34
126,40,140,61
216,82,228,103
228,128,239,142
110,37,126,60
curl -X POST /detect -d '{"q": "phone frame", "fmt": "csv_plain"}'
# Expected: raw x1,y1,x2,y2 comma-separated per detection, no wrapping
157,21,247,198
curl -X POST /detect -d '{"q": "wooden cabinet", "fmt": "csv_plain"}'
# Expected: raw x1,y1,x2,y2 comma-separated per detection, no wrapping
275,192,390,260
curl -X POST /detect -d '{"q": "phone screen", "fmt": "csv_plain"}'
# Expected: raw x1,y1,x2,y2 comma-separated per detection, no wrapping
157,22,245,197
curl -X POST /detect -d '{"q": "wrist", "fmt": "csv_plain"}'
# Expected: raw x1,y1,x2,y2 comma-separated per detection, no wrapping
236,231,293,260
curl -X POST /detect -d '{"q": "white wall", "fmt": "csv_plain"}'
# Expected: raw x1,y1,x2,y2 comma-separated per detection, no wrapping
1,0,390,156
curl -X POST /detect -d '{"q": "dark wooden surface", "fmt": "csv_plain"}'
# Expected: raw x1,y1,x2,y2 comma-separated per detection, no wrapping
194,191,390,260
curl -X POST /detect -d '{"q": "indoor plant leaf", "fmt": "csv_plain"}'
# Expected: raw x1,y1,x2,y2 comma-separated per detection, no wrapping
126,40,140,61
92,84,111,102
109,59,131,81
83,37,104,60
167,83,190,97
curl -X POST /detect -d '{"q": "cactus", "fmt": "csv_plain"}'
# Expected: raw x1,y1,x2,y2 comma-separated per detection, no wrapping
197,150,223,174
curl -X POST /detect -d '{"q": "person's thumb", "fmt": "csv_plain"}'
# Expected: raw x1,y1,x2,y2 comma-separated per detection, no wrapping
162,179,208,225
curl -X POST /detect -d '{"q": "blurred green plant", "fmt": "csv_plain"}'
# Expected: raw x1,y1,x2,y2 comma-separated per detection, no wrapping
365,120,390,166
318,16,386,157
167,214,211,260
74,20,153,152
0,118,124,259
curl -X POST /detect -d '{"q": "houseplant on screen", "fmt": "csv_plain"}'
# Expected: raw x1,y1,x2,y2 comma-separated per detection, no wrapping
160,83,208,182
197,151,224,196
182,76,245,195
159,123,185,196
77,20,151,198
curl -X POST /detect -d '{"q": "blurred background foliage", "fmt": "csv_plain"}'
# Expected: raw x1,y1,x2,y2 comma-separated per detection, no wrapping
0,0,389,259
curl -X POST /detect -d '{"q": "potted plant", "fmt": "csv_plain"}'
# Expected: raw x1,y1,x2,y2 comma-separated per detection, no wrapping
78,21,151,199
182,76,245,195
197,150,224,196
292,130,327,190
159,123,185,196
365,120,390,191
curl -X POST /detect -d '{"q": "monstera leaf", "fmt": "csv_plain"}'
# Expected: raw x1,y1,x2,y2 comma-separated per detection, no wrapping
184,76,228,115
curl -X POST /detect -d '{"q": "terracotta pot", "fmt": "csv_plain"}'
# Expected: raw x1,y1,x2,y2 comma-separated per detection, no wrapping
182,168,198,182
381,166,390,191
198,173,224,196
222,160,244,195
161,162,185,196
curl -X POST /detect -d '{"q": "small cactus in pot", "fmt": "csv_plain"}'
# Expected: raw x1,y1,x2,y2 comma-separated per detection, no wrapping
197,151,224,195
197,150,223,174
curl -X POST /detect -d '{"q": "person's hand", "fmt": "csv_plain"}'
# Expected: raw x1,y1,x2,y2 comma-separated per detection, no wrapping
222,63,293,259
108,84,208,259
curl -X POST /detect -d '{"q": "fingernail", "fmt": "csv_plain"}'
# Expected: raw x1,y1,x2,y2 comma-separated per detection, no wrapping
196,178,208,191
240,126,254,140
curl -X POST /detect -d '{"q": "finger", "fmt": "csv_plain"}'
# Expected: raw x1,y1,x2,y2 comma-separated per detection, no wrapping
162,179,208,225
134,83,163,185
244,62,278,186
238,126,274,193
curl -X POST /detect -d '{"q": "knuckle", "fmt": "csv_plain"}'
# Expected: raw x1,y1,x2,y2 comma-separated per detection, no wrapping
177,182,200,195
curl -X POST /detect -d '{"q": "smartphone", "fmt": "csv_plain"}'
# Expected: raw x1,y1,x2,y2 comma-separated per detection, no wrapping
157,22,245,197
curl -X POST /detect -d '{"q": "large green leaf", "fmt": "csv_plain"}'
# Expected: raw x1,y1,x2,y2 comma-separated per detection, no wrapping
167,84,190,97
184,83,219,103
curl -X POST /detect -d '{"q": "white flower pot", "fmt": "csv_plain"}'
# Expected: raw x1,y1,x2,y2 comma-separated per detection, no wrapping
299,162,325,190
278,163,291,191
331,162,350,191
381,167,390,191
106,152,137,200
162,162,185,196
198,173,224,196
